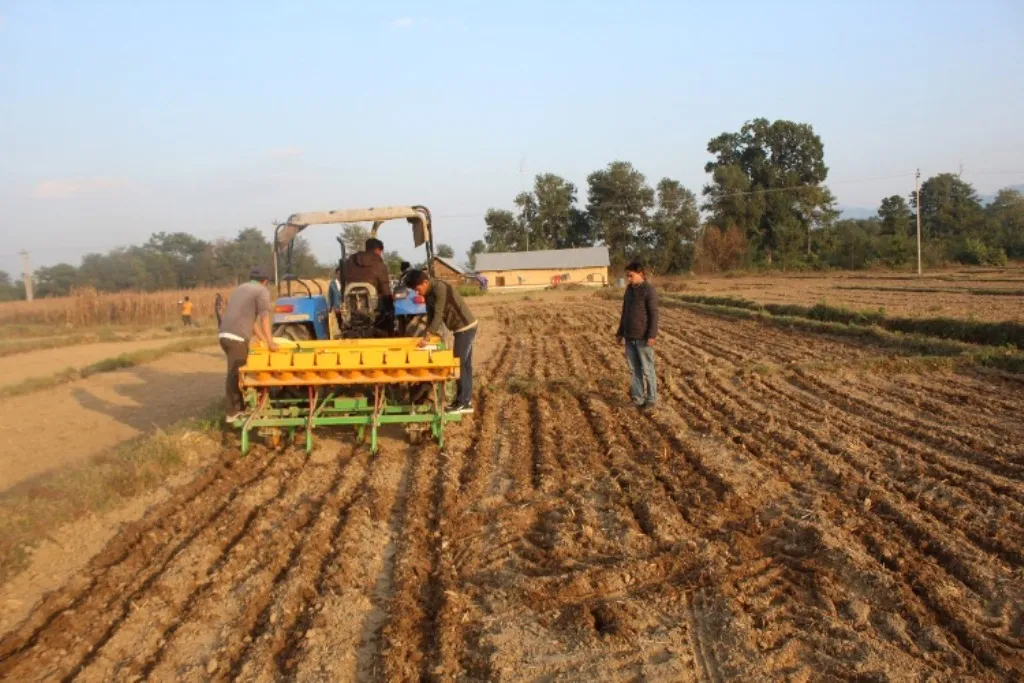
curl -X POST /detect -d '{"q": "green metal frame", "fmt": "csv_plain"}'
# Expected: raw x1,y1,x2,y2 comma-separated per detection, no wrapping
233,381,460,455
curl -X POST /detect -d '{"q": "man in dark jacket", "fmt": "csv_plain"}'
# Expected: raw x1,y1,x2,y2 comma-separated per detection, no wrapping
409,270,478,413
344,238,394,333
616,261,658,410
345,238,392,303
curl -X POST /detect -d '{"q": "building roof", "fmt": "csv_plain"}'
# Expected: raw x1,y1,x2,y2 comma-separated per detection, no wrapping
475,246,610,272
433,256,466,275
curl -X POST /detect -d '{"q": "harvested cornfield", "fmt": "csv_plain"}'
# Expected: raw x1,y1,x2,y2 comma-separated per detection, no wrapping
1,295,1022,681
673,266,1024,322
0,287,230,328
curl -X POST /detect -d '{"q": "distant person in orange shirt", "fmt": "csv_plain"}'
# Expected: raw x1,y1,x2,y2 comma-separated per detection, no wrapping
180,296,194,327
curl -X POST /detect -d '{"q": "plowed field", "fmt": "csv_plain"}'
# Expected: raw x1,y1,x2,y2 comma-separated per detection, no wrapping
2,298,1022,681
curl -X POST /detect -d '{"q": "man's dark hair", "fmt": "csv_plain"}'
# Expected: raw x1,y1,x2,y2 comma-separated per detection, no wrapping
399,260,411,272
365,238,384,252
624,261,645,275
406,270,430,288
184,296,190,301
249,265,271,281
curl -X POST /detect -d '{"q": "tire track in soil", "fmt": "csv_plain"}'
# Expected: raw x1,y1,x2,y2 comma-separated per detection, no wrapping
741,374,1024,567
751,371,1024,514
7,299,1023,681
0,449,274,663
663,361,1023,675
78,448,313,681
790,368,1024,478
654,370,963,675
456,306,739,679
0,448,300,682
876,375,1024,441
376,446,440,681
273,442,405,682
120,449,351,681
197,445,370,681
573,303,1019,679
555,329,696,544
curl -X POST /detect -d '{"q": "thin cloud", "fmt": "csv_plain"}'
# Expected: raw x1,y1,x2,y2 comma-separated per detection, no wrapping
266,145,304,159
389,16,414,29
32,178,132,199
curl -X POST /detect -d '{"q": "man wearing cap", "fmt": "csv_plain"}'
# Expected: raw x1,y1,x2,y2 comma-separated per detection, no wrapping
219,266,278,422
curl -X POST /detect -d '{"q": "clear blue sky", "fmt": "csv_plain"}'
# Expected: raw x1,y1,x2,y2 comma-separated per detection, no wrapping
2,0,1023,276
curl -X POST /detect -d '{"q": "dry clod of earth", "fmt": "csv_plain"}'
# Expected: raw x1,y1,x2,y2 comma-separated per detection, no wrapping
0,293,1022,681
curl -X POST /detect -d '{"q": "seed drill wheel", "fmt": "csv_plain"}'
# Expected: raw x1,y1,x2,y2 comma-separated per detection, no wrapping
406,427,425,445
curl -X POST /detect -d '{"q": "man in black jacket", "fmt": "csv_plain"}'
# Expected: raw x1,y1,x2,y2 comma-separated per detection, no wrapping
616,261,658,410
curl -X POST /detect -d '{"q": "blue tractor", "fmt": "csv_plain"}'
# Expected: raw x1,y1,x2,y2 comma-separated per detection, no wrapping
271,206,436,341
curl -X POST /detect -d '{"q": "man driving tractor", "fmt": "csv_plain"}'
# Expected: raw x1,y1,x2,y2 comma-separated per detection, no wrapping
345,237,394,334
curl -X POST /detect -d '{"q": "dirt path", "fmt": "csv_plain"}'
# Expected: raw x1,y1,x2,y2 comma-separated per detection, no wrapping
1,296,1022,680
0,347,223,493
0,337,212,390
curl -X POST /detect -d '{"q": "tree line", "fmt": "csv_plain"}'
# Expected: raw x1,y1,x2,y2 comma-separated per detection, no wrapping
476,118,1024,273
0,228,309,299
4,117,1022,301
0,224,461,301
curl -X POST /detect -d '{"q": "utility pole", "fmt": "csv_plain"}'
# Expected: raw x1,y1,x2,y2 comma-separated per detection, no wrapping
915,169,922,276
19,250,34,301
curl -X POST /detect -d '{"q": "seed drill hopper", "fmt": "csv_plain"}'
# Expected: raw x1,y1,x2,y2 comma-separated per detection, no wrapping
232,206,461,455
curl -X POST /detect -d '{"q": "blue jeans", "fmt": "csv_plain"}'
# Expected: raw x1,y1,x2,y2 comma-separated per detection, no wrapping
625,339,657,406
453,327,476,405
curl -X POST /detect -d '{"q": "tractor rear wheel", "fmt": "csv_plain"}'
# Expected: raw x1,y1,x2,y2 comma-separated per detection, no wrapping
274,323,312,342
399,315,427,338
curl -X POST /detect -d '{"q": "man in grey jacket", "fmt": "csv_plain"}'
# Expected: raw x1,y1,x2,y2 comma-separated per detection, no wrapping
616,261,659,410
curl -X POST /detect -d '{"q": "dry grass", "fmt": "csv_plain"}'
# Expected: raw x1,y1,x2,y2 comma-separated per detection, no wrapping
0,286,231,327
658,264,1024,322
0,336,216,398
0,326,209,356
0,404,223,583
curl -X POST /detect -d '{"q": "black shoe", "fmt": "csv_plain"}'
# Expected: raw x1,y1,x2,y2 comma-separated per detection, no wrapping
447,401,473,414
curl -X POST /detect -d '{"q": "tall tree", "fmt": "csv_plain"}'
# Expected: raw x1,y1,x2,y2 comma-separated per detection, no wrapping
565,208,595,248
586,161,654,265
532,173,578,249
34,263,80,297
911,173,984,239
638,178,700,273
878,195,913,236
287,237,323,277
340,223,371,255
0,271,19,301
483,208,522,252
703,118,836,264
435,243,456,259
144,231,211,287
986,188,1024,258
513,191,539,250
466,240,486,270
382,250,405,276
216,228,274,284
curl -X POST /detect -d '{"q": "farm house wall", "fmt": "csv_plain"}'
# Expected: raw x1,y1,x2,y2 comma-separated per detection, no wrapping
478,266,609,289
433,259,463,285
